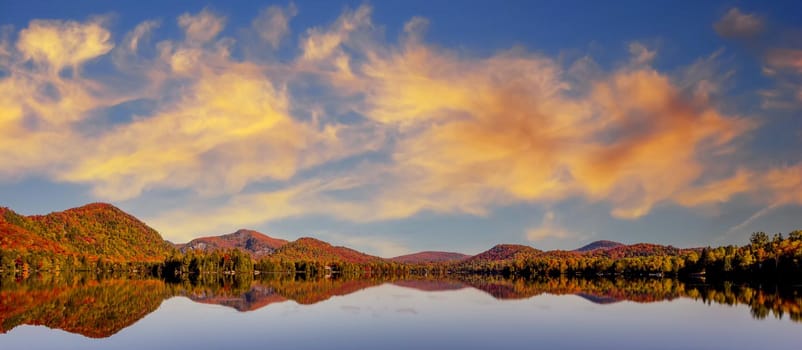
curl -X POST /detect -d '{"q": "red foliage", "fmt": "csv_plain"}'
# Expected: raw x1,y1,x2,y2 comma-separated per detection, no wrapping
179,229,288,258
466,244,542,262
390,251,470,264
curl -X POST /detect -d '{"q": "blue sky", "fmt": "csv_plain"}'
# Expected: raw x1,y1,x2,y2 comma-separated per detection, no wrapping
1,1,801,257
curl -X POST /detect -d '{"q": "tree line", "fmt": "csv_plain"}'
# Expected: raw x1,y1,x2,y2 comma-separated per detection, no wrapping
455,230,802,281
2,230,801,282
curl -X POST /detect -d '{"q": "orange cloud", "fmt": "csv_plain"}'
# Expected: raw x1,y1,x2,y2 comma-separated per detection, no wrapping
333,25,753,220
762,165,802,205
0,6,799,240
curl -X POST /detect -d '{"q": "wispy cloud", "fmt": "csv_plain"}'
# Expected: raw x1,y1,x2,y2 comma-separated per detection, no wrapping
252,3,297,48
714,8,763,39
719,201,781,244
0,5,800,241
526,211,573,242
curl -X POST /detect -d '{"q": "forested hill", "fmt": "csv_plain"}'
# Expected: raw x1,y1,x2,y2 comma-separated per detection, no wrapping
267,237,384,264
177,229,288,258
2,203,802,280
390,251,470,264
574,240,625,252
0,203,172,266
466,244,542,263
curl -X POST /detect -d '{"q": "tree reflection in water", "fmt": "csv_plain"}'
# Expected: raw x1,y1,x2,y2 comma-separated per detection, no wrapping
1,273,800,338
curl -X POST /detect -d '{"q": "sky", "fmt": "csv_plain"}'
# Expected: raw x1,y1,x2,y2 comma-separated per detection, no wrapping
1,1,801,257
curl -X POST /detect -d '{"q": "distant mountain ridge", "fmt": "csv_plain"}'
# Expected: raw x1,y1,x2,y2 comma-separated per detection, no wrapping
178,229,288,258
1,202,702,270
574,240,625,252
390,251,470,264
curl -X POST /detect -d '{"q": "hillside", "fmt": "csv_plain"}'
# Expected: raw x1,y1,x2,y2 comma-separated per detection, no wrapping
588,243,682,259
0,203,172,264
574,240,625,252
178,229,287,258
465,244,542,263
390,251,469,264
268,237,384,264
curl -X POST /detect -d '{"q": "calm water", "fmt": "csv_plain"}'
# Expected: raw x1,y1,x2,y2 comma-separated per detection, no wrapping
1,274,801,349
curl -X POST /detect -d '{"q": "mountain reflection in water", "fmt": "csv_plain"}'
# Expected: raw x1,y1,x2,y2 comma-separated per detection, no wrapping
0,273,800,338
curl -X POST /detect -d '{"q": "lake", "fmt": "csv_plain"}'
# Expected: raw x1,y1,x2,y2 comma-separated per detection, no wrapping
1,274,800,349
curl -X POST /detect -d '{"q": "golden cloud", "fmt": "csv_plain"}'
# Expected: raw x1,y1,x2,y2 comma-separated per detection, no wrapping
0,7,799,240
0,19,120,179
146,8,795,238
53,10,384,200
16,18,113,72
339,26,754,220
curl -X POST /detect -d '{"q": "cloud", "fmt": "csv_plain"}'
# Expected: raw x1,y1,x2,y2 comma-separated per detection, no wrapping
674,170,752,207
1,6,800,242
0,18,127,180
526,211,572,242
338,25,753,220
714,8,763,39
318,232,411,258
299,4,372,64
252,3,297,48
125,20,160,53
761,49,802,109
628,42,656,65
0,25,12,59
146,184,311,241
58,67,304,199
16,18,113,73
46,9,381,200
762,165,802,205
714,165,802,242
140,8,775,234
766,49,802,72
178,9,225,44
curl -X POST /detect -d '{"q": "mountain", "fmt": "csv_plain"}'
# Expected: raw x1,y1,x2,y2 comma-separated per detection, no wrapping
390,251,470,264
269,237,384,264
178,229,288,258
598,243,682,258
1,203,172,263
465,244,542,263
574,240,625,252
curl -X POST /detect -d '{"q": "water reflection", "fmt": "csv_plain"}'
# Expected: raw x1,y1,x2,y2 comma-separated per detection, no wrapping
1,273,800,338
0,274,171,338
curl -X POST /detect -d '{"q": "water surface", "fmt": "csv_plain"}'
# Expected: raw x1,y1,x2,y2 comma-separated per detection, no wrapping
1,274,800,349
